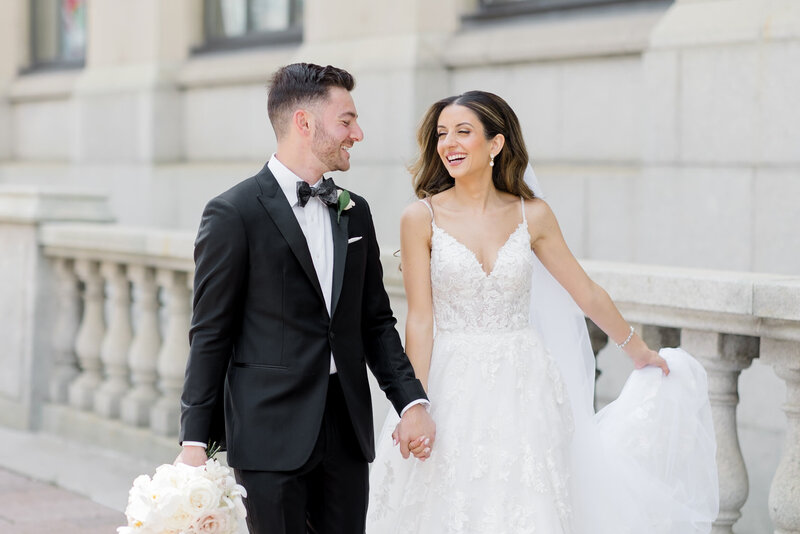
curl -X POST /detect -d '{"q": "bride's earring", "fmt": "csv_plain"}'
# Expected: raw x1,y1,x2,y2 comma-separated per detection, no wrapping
489,154,495,167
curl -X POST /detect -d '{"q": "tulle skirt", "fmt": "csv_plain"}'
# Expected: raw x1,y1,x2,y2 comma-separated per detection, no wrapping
366,328,718,534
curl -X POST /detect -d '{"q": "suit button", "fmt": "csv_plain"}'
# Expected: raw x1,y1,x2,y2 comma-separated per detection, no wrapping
329,332,336,340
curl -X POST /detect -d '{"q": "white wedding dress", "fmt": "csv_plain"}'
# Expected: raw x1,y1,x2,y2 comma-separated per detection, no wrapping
366,197,718,534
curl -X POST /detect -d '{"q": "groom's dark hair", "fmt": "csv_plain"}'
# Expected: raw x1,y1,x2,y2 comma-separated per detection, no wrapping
267,63,355,139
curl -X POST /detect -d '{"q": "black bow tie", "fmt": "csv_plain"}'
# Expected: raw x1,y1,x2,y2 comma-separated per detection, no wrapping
296,177,338,208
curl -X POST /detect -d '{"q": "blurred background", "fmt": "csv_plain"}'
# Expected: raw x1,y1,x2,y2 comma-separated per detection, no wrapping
0,0,798,532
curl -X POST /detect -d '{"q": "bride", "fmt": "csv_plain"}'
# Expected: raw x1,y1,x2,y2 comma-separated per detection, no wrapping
366,91,718,533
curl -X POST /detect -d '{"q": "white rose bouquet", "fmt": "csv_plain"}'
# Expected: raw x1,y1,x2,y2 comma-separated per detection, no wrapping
117,458,247,534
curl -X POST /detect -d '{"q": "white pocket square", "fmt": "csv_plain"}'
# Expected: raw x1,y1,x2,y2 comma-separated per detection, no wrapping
347,236,363,244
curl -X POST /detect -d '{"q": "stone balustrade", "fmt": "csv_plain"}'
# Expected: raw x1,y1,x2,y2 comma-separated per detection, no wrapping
582,261,800,534
28,225,800,533
37,223,194,460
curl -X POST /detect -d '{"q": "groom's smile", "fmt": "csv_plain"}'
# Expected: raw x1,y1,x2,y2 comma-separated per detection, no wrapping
310,86,364,173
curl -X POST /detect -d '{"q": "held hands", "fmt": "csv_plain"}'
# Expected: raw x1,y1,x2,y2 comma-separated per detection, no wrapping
174,445,208,467
392,404,436,461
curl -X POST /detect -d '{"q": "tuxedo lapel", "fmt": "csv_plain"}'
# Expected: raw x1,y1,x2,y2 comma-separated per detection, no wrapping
255,166,326,306
328,203,348,317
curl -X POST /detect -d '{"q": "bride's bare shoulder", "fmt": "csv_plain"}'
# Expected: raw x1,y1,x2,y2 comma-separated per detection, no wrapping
403,189,454,220
523,197,559,232
523,196,553,218
401,198,434,233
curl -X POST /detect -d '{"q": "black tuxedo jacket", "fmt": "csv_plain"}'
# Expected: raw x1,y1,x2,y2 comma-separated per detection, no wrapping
179,163,427,471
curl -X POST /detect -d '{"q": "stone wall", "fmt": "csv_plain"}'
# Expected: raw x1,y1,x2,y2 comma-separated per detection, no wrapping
0,0,796,273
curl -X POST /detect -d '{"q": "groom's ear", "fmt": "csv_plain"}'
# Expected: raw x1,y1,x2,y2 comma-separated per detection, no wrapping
293,109,314,139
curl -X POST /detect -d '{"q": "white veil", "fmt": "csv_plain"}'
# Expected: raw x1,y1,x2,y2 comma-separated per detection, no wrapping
524,164,597,424
523,164,719,533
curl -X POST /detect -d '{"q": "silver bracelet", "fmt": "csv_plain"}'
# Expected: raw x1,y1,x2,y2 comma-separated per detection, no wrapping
616,325,635,349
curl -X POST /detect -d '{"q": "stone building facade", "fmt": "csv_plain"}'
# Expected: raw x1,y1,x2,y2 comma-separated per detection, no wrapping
1,0,798,272
0,1,798,533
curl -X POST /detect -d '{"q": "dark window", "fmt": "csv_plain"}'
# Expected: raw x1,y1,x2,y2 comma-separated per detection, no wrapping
199,0,303,52
469,0,668,19
30,0,87,70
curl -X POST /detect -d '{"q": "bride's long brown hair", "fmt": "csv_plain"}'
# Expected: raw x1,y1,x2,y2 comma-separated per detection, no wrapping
411,91,535,200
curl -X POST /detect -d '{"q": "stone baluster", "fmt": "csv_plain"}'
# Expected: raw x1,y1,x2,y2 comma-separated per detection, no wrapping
68,260,106,410
94,262,133,418
120,265,162,426
682,329,759,534
150,269,190,436
48,258,81,403
761,338,800,534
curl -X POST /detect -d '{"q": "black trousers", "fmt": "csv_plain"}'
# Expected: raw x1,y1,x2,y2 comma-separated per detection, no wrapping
234,374,369,534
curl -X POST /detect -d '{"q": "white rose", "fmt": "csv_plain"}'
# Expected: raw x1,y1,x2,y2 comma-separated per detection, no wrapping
155,487,193,531
186,475,223,515
153,463,191,490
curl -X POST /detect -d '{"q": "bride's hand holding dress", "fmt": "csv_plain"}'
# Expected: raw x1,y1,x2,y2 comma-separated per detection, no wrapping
628,345,670,374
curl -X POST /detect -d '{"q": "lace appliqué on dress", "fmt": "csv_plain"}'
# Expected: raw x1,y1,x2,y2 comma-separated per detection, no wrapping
367,200,575,534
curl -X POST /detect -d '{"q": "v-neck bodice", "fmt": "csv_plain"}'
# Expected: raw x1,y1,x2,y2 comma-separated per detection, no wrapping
421,198,534,333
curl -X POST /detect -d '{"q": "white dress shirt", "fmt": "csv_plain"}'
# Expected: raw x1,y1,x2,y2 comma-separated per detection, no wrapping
268,156,339,374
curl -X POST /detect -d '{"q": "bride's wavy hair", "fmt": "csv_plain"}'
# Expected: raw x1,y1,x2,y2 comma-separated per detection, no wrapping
411,91,535,199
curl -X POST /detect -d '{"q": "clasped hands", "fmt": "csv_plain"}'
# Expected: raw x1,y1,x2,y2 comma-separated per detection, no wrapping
392,404,436,461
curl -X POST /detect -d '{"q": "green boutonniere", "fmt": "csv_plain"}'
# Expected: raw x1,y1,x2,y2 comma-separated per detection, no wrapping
336,189,355,222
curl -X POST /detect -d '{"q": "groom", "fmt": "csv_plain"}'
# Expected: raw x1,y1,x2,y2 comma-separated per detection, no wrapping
176,63,434,533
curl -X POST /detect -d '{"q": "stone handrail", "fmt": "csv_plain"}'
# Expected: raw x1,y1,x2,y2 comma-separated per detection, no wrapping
37,224,800,533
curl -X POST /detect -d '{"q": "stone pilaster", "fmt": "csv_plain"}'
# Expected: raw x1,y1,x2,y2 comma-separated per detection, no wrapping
72,0,198,163
0,188,111,429
294,0,457,248
0,0,26,158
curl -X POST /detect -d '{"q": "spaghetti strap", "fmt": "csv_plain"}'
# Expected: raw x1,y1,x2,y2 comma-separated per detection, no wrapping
520,196,527,224
419,198,434,224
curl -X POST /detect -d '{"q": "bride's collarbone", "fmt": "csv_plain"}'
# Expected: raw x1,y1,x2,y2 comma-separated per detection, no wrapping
434,210,525,251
